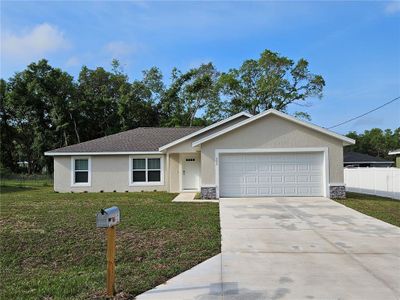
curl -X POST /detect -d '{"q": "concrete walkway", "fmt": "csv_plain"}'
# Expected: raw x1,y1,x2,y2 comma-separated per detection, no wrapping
172,192,196,201
172,193,219,203
137,197,400,299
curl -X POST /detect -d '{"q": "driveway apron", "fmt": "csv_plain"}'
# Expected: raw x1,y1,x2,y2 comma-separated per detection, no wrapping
220,197,400,300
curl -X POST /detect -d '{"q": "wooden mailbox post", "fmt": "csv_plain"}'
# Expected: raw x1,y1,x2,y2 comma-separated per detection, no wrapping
96,206,120,298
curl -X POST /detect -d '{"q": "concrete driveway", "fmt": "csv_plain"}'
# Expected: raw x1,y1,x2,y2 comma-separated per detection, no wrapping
220,197,400,300
138,197,400,300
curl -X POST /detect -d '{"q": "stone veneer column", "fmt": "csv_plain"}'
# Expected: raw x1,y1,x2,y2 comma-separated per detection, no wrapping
329,185,346,199
201,186,217,199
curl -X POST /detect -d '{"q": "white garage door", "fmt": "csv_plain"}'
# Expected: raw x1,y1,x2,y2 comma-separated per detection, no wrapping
219,152,325,197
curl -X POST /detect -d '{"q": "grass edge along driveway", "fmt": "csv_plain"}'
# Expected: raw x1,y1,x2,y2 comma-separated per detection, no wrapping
335,192,400,227
0,184,220,299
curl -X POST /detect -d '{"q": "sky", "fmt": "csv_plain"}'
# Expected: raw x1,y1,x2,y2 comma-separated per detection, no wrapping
1,0,399,134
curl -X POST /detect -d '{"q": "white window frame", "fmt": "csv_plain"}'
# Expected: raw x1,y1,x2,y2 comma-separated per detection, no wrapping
129,155,164,186
71,156,92,187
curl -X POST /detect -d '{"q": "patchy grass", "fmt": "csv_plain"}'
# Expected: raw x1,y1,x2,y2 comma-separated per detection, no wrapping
0,183,220,299
336,192,400,227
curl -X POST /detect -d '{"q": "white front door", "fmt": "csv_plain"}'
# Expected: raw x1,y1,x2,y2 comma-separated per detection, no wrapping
181,154,200,190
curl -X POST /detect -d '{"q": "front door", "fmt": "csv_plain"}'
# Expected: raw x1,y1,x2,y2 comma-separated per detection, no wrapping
182,154,200,190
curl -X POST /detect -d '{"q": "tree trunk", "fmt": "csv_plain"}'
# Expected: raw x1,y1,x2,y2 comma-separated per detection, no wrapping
69,112,80,143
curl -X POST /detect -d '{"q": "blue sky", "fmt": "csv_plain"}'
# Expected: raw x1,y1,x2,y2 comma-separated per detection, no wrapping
1,1,399,134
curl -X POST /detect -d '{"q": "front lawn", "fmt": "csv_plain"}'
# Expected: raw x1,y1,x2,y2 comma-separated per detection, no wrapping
336,192,400,227
0,183,220,299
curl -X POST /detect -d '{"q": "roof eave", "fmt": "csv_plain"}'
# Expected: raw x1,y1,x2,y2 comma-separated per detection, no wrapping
158,111,252,152
45,151,163,156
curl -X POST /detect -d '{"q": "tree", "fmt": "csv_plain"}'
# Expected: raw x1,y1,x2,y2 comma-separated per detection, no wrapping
0,79,18,172
118,82,159,130
76,64,130,140
5,60,77,173
345,128,400,160
219,50,325,117
161,63,221,126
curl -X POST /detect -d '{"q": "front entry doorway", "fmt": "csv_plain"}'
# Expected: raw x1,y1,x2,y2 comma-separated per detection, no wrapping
181,154,200,190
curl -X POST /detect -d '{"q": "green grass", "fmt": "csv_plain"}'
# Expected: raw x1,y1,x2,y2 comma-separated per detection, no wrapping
0,182,220,299
336,192,400,227
0,177,53,187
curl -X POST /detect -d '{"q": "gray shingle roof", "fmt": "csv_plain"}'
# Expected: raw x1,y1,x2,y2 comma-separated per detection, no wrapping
344,151,393,163
47,127,202,153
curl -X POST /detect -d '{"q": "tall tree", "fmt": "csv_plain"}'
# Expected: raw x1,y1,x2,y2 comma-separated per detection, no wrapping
161,63,220,126
5,60,76,173
118,81,160,130
219,50,325,117
0,79,18,172
76,63,129,140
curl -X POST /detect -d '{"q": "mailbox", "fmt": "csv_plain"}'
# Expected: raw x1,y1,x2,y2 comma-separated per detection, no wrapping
96,206,120,228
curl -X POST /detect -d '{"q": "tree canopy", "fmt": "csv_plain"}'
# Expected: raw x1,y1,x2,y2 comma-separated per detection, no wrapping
345,128,400,160
1,50,329,174
218,50,325,119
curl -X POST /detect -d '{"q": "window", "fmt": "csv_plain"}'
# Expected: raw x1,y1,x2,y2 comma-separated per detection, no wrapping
71,157,91,186
130,156,163,185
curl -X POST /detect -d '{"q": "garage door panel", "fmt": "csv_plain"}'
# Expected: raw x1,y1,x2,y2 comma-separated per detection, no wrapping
220,152,324,197
258,176,271,183
297,187,311,195
258,187,270,195
271,186,284,195
284,164,296,171
245,164,257,172
284,175,296,183
271,164,283,172
271,176,283,183
245,176,258,184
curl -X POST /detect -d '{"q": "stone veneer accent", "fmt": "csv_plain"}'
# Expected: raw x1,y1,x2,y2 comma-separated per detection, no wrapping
329,185,346,199
201,186,217,199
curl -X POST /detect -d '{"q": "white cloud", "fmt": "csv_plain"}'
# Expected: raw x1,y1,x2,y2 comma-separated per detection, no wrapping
104,41,141,58
1,23,69,62
385,1,400,14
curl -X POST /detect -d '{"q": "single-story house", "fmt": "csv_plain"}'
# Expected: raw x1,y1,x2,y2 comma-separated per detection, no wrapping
388,149,400,167
45,109,355,199
344,151,394,168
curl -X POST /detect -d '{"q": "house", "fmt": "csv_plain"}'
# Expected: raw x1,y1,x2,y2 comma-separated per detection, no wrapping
388,149,400,167
45,109,355,199
344,151,394,168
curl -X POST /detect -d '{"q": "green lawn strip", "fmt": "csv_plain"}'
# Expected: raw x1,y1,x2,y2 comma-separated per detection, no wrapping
0,178,53,188
336,192,400,227
0,185,220,299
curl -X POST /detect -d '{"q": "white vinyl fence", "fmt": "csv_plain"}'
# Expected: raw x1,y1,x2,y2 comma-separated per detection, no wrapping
344,168,400,200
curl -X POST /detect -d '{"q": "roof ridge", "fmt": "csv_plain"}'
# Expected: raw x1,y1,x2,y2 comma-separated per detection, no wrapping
136,126,204,129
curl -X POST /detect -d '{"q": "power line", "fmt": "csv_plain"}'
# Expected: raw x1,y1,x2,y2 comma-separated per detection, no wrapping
327,96,400,129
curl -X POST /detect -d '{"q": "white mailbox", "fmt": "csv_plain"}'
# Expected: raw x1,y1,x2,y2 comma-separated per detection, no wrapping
96,206,120,228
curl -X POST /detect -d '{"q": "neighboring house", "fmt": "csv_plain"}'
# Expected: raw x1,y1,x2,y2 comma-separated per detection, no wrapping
388,149,400,167
45,109,355,199
344,151,394,168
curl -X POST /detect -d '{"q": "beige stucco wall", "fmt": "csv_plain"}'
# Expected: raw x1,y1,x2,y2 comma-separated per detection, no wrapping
54,155,168,193
200,114,344,186
168,153,180,192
